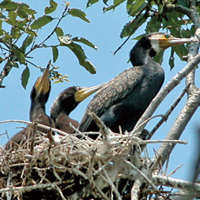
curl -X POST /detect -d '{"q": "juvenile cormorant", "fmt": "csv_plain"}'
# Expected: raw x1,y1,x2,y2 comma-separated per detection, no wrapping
50,85,102,134
79,32,196,136
5,61,54,149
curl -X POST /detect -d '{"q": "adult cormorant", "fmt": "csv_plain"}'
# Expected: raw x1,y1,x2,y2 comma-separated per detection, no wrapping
79,32,196,136
5,61,53,149
50,85,102,134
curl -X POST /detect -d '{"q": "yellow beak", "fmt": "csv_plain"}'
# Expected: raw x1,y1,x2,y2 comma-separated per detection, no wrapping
159,35,198,49
35,61,51,95
75,84,103,102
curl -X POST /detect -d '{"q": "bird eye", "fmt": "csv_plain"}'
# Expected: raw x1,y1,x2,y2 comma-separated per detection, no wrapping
165,34,170,38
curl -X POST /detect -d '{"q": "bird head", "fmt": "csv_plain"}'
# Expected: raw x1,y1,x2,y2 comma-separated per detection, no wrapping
31,61,51,103
130,32,198,66
148,32,198,54
50,84,103,117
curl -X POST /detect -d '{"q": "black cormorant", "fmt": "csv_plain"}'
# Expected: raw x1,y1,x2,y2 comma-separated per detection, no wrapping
50,85,102,134
79,32,196,136
5,61,53,149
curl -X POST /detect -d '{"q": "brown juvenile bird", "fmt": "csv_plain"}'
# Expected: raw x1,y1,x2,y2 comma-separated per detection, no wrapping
50,85,102,134
5,61,54,150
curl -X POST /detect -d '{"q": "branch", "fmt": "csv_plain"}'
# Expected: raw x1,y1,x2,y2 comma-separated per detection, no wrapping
147,84,189,140
153,88,200,166
0,56,17,88
153,175,200,195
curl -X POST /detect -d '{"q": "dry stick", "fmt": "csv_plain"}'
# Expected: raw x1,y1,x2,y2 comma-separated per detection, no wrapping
129,155,163,200
0,119,78,140
88,112,110,139
147,84,190,140
167,165,183,177
54,184,67,200
123,160,159,192
0,182,62,193
153,175,200,192
101,168,122,200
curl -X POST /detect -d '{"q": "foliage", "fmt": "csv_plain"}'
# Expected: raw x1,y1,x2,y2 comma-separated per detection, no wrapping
0,0,96,88
87,0,198,67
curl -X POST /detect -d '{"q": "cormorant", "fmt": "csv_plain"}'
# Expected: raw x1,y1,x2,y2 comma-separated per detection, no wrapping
5,61,54,149
79,32,196,136
50,85,102,134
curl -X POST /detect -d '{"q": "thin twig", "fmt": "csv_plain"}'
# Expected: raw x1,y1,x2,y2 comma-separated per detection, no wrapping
147,84,190,140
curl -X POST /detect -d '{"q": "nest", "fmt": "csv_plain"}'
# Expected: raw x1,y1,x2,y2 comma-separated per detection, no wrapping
1,118,187,200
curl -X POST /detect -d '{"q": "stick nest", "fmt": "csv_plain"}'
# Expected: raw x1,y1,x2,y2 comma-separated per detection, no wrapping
0,128,157,200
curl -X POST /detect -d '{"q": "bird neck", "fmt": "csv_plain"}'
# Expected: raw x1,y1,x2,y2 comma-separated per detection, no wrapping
130,37,157,66
50,99,77,121
30,98,46,122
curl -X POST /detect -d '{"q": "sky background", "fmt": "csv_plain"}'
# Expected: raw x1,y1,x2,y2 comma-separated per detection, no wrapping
0,0,199,183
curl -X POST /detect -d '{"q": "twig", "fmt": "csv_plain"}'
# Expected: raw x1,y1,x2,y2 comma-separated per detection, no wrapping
0,182,62,193
102,168,122,200
147,84,190,140
167,165,183,177
88,112,110,139
124,159,159,192
153,175,200,191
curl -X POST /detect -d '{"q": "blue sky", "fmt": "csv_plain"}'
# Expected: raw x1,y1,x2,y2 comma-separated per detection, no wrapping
0,0,199,182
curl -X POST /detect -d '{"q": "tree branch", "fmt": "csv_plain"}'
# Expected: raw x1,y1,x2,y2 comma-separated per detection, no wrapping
153,88,200,166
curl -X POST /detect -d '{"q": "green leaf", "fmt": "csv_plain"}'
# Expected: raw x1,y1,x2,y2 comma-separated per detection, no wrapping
8,11,17,23
52,46,58,62
17,10,28,19
45,0,57,15
21,66,30,89
68,8,90,23
68,43,96,73
11,26,20,39
0,1,18,11
13,47,26,64
146,16,161,32
55,27,64,37
120,14,146,38
83,60,96,74
114,0,126,5
103,0,126,12
177,0,189,7
128,0,146,16
59,37,96,73
72,37,97,49
21,35,34,53
31,16,54,29
87,0,99,7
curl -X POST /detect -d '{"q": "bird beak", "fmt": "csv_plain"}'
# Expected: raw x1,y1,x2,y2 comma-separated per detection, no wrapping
35,61,51,95
75,84,103,102
159,36,198,49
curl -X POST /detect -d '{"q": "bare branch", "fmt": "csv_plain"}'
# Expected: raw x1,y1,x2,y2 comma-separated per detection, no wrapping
153,88,200,166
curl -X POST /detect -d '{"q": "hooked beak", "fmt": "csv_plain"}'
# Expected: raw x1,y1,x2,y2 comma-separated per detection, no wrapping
75,84,103,102
35,60,51,95
159,36,198,49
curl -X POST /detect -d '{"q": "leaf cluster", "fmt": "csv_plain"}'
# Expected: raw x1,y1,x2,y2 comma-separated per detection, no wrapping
87,0,197,68
0,0,96,89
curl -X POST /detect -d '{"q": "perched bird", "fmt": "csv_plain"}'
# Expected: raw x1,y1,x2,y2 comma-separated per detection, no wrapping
50,85,102,134
5,61,54,149
79,32,196,136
